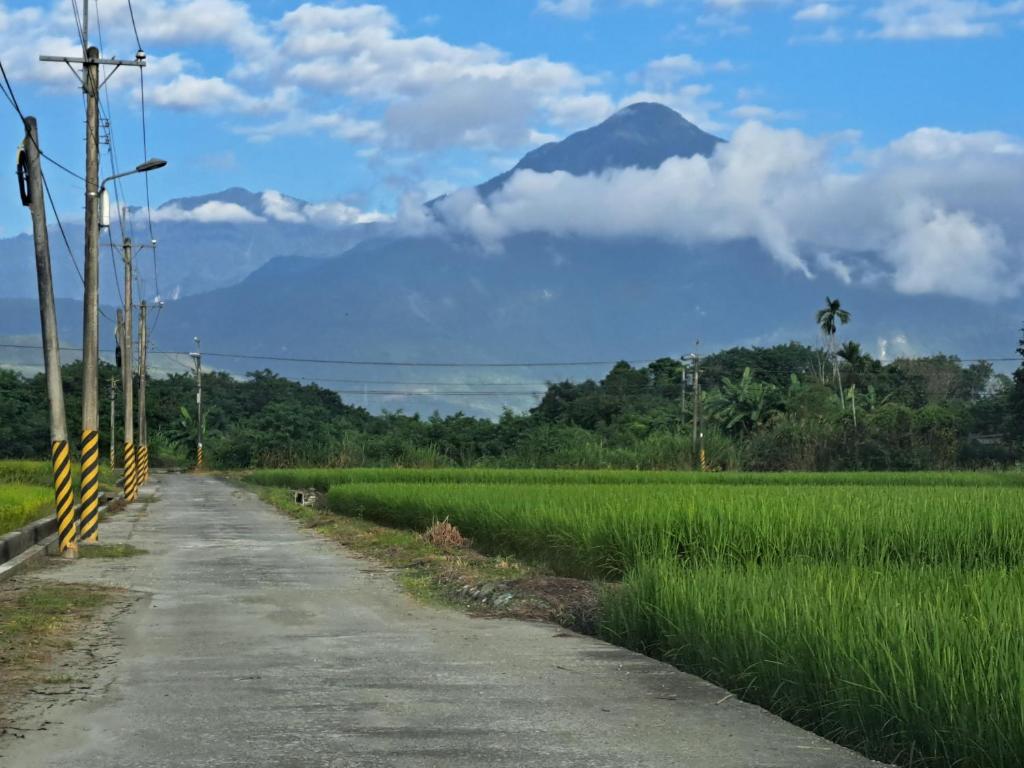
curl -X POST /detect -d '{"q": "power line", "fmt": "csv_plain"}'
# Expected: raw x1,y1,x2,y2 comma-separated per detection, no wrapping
189,351,656,368
1,343,1018,368
125,0,142,50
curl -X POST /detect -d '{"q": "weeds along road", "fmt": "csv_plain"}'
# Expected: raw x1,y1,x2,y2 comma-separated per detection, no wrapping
1,474,886,768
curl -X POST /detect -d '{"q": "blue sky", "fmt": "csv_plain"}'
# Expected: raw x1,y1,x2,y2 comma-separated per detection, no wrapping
0,0,1022,241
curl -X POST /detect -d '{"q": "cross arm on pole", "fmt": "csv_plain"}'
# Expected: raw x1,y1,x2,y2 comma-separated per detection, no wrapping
39,55,146,67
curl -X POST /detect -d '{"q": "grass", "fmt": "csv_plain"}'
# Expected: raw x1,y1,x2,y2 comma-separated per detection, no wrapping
78,543,147,558
0,459,119,537
0,484,53,536
0,583,109,666
248,467,1024,768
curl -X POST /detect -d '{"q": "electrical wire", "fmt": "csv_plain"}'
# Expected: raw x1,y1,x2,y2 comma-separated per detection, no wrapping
125,0,142,50
189,351,657,368
3,343,1015,367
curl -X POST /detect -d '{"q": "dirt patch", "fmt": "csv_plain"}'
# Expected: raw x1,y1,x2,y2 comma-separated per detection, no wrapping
0,570,123,738
251,484,601,634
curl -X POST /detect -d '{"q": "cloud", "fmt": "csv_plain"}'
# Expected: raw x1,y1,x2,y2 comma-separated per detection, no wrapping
261,190,392,226
434,122,1024,301
147,75,296,114
868,0,1024,40
270,3,604,149
537,0,594,18
149,201,265,224
794,3,845,21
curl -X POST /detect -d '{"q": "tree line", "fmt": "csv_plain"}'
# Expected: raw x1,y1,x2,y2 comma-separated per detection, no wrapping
2,327,1022,471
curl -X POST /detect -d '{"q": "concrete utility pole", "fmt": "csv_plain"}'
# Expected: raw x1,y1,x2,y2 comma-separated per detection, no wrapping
40,43,148,542
121,238,137,502
190,338,203,469
691,341,705,471
137,300,148,486
21,116,77,557
109,376,117,469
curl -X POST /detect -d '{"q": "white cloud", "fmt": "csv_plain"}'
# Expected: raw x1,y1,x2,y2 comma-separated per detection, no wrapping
868,0,1024,40
434,122,1024,301
150,202,265,224
270,3,603,149
537,0,594,18
147,75,296,114
261,190,392,227
794,3,845,21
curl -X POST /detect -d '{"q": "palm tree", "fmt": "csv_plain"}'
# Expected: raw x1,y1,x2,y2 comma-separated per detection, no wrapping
816,297,852,407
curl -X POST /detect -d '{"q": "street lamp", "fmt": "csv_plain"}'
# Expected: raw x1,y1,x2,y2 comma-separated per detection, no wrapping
99,159,167,228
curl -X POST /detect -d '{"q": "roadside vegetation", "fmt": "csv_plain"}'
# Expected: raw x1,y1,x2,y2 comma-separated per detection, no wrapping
2,318,1023,471
247,468,1024,768
0,460,116,537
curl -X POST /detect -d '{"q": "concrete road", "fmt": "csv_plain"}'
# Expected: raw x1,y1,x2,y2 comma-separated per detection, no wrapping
1,474,885,767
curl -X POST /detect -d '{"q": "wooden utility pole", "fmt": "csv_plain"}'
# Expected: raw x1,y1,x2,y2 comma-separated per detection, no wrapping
137,301,148,485
121,238,137,502
21,116,77,557
40,40,148,542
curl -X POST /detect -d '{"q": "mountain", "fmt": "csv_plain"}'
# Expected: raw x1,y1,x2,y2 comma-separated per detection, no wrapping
0,188,383,303
478,102,723,197
2,103,1019,417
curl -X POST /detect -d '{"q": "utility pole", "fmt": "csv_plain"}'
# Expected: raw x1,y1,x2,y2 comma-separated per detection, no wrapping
691,341,705,471
137,300,148,486
21,116,76,557
109,376,117,468
40,40,147,543
121,238,137,502
190,338,203,470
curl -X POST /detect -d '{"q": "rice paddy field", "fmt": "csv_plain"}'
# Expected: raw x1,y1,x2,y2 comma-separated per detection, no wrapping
0,459,115,537
248,467,1024,768
0,460,59,536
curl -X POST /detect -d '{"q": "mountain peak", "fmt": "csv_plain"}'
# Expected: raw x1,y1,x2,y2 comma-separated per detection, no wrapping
475,102,723,198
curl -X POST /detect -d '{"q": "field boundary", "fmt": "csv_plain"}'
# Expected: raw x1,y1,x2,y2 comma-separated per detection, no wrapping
0,499,116,581
0,514,56,567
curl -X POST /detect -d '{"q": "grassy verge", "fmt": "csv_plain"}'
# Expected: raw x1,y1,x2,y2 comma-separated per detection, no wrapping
78,543,147,559
0,581,115,723
251,485,599,630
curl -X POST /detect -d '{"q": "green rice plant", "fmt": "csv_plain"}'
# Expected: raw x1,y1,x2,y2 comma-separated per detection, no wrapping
0,484,52,536
0,459,55,487
246,466,1024,491
322,481,1024,577
601,559,1024,768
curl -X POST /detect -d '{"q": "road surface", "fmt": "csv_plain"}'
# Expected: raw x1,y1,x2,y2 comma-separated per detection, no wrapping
1,473,885,767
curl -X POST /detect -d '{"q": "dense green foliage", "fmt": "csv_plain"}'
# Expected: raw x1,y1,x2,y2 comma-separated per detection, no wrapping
251,467,1024,767
2,330,1022,470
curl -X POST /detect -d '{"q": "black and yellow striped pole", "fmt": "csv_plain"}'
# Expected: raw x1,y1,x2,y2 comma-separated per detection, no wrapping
120,238,138,503
79,429,100,543
123,440,137,501
137,300,149,487
52,440,76,553
23,116,78,555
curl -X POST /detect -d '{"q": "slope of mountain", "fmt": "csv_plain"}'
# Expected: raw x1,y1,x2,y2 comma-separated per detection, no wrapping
474,102,723,199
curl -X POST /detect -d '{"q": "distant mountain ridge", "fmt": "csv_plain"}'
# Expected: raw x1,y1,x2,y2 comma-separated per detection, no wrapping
2,102,1018,418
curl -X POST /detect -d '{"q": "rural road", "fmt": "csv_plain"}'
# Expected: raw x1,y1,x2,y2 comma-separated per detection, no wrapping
2,474,885,767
